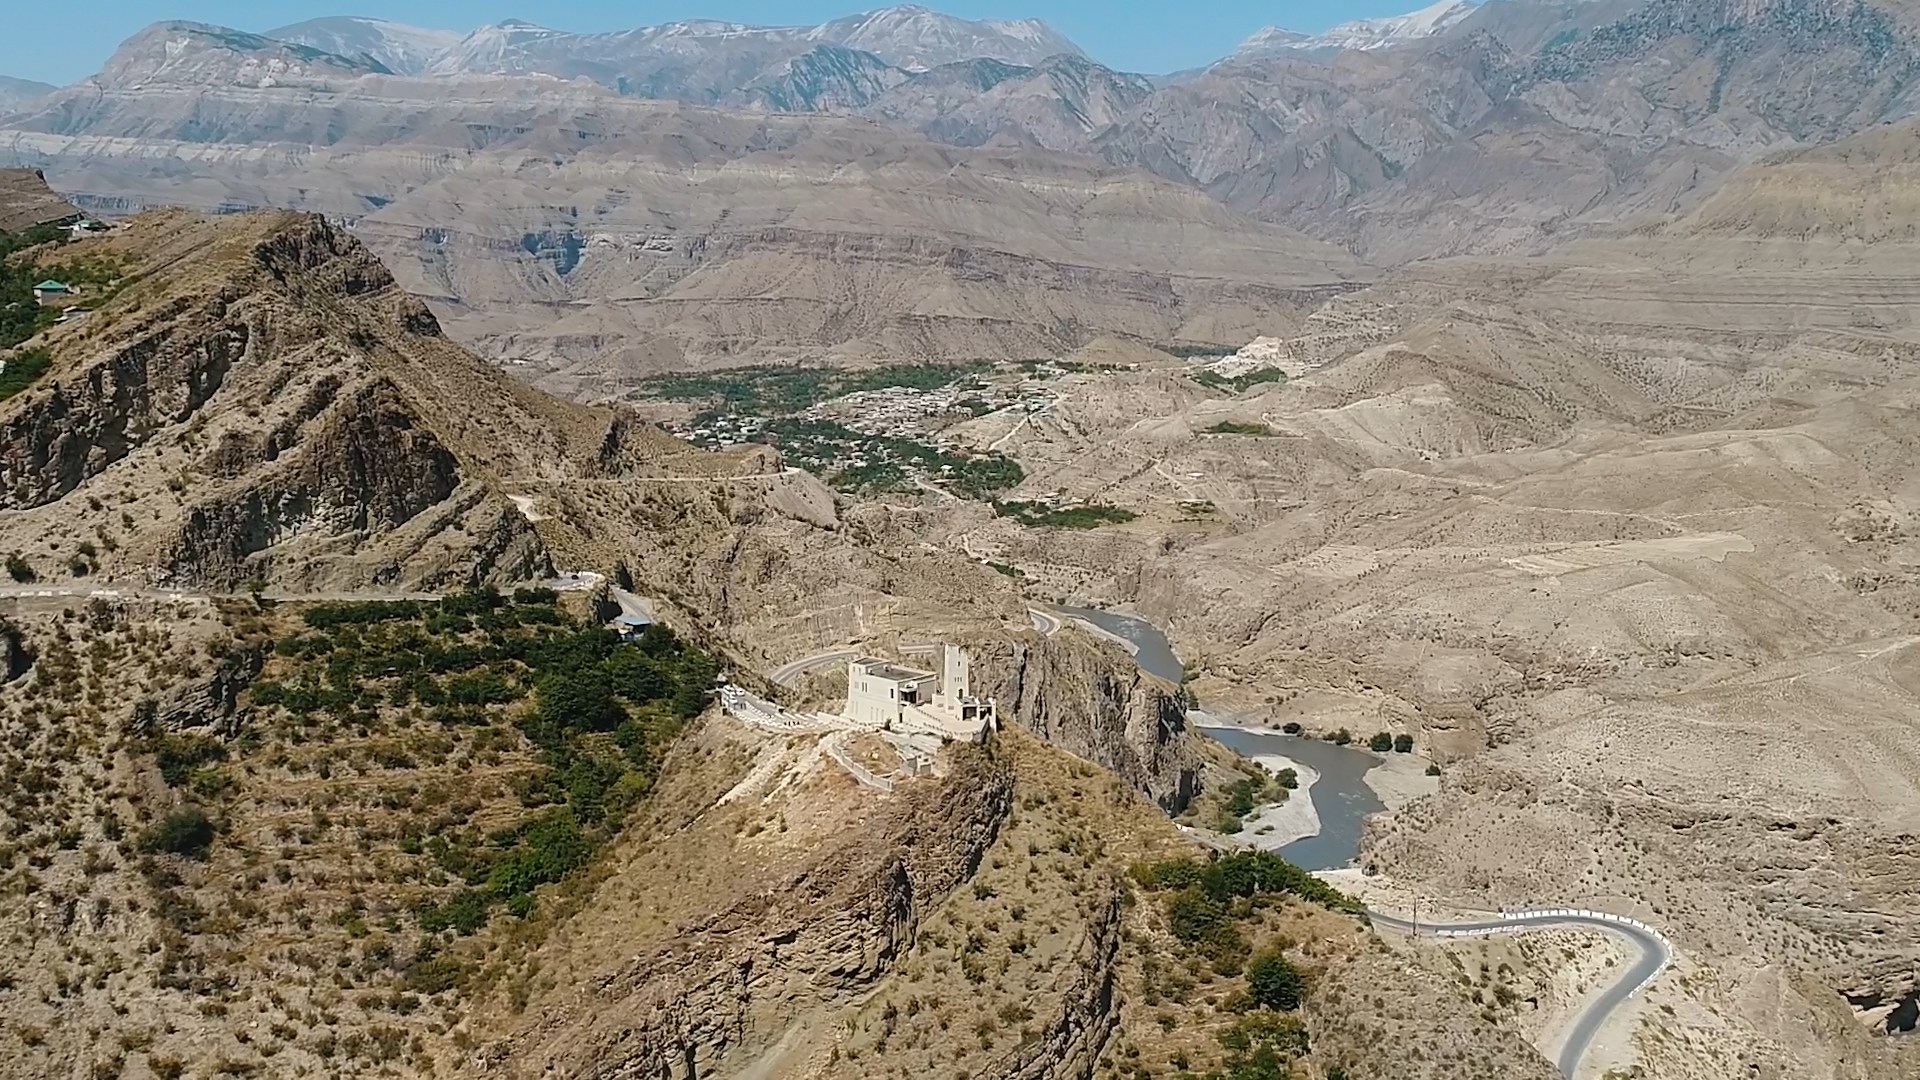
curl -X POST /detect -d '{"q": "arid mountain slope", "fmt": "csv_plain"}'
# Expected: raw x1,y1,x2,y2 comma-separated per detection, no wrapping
0,69,1363,381
0,177,1584,1080
942,137,1920,1075
0,204,1049,666
0,76,55,113
864,54,1157,151
1095,0,1920,261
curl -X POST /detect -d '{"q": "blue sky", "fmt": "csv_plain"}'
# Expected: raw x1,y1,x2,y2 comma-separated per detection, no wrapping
1,1,1406,85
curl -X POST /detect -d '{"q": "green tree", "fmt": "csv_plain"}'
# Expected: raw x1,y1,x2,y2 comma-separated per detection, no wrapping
143,806,217,859
1368,731,1393,753
5,552,33,583
1245,947,1305,1011
605,650,670,703
1393,733,1414,754
485,810,592,901
535,668,622,733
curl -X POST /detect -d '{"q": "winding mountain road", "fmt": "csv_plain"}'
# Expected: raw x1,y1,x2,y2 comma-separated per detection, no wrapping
767,649,864,688
1369,907,1671,1078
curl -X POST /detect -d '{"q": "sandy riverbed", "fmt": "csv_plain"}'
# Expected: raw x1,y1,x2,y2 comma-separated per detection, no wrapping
1361,749,1440,810
1239,752,1322,849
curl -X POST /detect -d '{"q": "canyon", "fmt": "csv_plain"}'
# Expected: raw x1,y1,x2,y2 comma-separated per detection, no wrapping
5,1,1920,1077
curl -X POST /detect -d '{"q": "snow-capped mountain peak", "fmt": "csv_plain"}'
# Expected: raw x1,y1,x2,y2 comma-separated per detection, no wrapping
266,16,464,76
1234,0,1477,59
809,5,1085,71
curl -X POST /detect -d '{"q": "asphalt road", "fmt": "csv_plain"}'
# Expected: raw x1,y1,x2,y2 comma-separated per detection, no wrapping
1369,909,1670,1078
767,649,865,688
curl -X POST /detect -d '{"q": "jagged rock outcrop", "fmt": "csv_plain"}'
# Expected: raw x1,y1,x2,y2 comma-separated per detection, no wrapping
149,640,267,736
0,167,82,231
978,876,1124,1080
968,631,1205,813
491,746,1015,1078
0,209,565,592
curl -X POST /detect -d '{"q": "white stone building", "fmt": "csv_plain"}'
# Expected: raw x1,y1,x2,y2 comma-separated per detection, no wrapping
842,645,996,742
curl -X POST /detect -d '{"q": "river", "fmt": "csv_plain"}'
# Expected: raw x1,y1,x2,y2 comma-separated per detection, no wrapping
1053,605,1385,871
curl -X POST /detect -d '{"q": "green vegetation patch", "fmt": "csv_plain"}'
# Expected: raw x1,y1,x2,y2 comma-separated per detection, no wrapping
0,348,49,402
1192,367,1287,395
1211,770,1297,834
640,361,990,415
993,500,1138,529
143,806,218,860
1161,343,1236,359
1132,850,1355,1077
1134,850,1362,918
0,224,136,398
755,417,1025,499
238,587,721,935
1203,420,1276,436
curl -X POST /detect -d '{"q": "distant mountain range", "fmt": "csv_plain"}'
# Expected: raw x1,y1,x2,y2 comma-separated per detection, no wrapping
10,0,1919,262
0,76,55,112
0,1,1502,102
262,6,1088,89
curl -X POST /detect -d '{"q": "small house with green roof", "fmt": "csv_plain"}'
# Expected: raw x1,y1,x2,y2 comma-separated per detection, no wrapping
32,280,72,306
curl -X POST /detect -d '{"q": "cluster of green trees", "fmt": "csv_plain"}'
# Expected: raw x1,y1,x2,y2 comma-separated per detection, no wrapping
1191,367,1287,395
641,360,990,415
991,500,1138,529
0,224,68,351
0,348,49,403
1134,849,1365,956
755,417,1026,499
1203,420,1276,436
1367,731,1415,753
249,588,722,934
1211,1010,1314,1080
1133,850,1351,1078
0,225,132,399
1213,770,1297,834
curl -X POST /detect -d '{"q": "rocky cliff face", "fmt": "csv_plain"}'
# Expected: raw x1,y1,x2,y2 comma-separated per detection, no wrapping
490,745,1015,1078
0,209,559,592
967,631,1206,813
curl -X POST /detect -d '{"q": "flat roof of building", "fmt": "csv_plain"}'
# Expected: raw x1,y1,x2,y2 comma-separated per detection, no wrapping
854,657,934,682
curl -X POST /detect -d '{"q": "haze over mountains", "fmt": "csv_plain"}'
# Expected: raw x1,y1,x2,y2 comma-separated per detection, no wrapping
4,0,1915,373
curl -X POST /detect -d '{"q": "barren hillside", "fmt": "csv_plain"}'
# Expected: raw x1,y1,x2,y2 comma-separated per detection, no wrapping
944,136,1920,1077
0,194,1576,1080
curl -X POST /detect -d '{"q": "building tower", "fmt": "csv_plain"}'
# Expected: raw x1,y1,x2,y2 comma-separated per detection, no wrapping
937,644,970,714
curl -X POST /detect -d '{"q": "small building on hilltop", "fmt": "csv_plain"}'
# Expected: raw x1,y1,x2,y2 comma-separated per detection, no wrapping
843,645,995,742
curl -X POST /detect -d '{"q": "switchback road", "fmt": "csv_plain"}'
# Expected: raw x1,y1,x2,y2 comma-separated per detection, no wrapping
1368,907,1670,1078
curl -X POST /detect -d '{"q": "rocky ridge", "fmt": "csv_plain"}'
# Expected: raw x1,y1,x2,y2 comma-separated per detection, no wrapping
0,198,1051,669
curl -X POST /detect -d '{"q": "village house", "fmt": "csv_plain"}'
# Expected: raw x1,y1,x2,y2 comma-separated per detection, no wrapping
32,280,73,306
